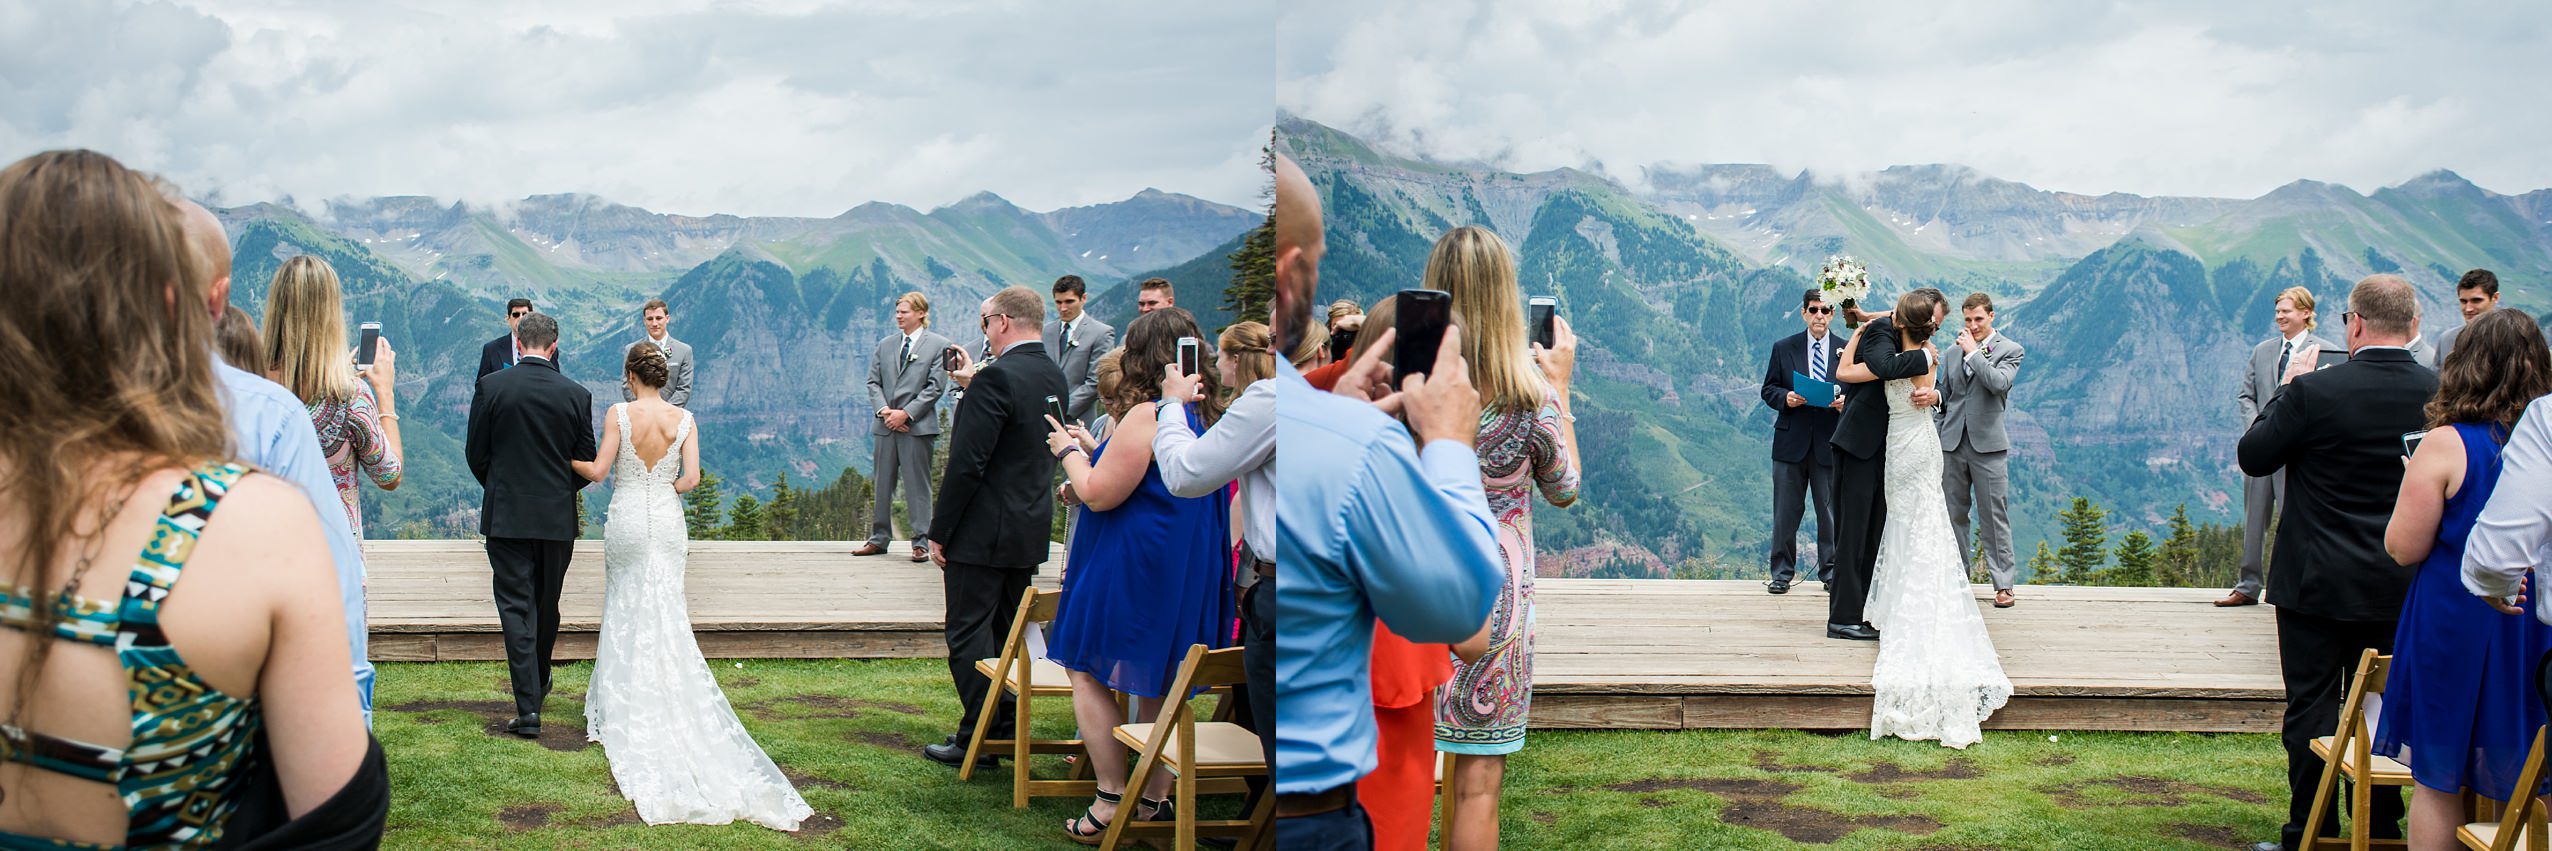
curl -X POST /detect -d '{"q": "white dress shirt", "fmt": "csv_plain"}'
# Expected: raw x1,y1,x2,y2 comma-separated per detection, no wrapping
1156,378,1276,563
2462,394,2552,622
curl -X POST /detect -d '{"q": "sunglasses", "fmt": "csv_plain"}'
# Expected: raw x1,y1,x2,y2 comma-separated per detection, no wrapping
1805,306,1834,315
509,310,530,318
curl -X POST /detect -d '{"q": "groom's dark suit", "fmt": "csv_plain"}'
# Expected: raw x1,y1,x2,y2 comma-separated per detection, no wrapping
466,355,596,719
1828,316,1936,630
926,341,1068,746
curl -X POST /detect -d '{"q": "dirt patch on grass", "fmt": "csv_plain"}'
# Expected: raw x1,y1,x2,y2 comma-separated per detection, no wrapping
1750,750,1832,773
729,676,761,688
745,694,931,722
2043,776,2268,809
846,730,914,750
2033,753,2078,767
1848,759,1979,784
784,767,849,790
1531,811,1556,825
792,811,844,840
498,803,561,830
1599,777,1941,843
2169,822,2246,847
386,698,587,752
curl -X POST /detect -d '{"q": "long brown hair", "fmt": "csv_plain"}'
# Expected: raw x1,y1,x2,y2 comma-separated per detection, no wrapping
2427,309,2552,430
1118,308,1226,426
1427,226,1545,413
0,150,227,755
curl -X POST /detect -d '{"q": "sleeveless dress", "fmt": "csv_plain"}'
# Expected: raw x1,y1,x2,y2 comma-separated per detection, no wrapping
1047,405,1233,698
583,405,812,830
2374,422,2550,799
0,462,264,849
1435,387,1578,756
1866,378,2013,749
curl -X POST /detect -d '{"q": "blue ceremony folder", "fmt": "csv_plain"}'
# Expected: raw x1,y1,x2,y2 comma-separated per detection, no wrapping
1792,371,1837,407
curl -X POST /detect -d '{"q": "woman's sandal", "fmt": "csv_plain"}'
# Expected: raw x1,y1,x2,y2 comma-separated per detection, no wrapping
1064,789,1123,845
1140,797,1173,822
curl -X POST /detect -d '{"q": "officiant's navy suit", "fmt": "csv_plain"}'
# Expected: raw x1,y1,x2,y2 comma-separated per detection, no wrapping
1762,329,1845,586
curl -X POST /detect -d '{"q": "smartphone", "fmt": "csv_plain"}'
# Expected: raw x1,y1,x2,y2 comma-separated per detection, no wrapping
1528,295,1557,350
1045,394,1068,426
941,346,964,372
1394,288,1452,385
357,322,381,368
1177,336,1201,377
2403,431,2425,458
1330,326,1357,362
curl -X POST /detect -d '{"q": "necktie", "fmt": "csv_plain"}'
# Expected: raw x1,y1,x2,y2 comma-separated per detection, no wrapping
1808,339,1826,383
2275,340,2292,380
900,335,912,364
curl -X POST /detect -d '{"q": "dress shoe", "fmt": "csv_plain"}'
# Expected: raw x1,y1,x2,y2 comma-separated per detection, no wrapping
1765,578,1791,595
852,543,887,557
923,740,1000,769
505,713,541,738
1827,623,1880,641
2249,842,2283,851
1994,589,2017,608
2216,590,2259,607
910,543,931,563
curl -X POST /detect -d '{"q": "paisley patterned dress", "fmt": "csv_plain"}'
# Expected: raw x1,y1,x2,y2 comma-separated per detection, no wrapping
1434,386,1578,755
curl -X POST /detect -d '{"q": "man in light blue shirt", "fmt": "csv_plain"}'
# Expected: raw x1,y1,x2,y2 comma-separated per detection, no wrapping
2464,393,2552,623
182,198,374,724
1271,153,1502,847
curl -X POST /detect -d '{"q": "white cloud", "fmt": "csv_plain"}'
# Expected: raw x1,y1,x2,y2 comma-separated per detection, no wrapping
1278,0,2552,198
0,0,1275,216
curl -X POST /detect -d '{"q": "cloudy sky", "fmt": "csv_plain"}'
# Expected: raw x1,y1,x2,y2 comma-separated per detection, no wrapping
1,0,1272,217
1279,0,2552,199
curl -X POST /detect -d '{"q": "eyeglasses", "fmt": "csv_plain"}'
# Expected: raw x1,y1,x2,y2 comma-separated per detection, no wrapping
1805,306,1834,315
509,310,530,318
980,313,1002,330
2343,311,2356,324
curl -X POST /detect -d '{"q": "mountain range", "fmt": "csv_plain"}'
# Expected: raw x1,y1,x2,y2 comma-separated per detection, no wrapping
213,188,1262,538
1279,113,2551,579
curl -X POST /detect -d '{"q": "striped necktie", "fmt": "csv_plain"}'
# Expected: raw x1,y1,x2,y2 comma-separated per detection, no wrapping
1808,337,1826,383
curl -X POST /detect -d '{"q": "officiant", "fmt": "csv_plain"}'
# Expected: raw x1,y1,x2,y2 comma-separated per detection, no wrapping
1760,288,1848,594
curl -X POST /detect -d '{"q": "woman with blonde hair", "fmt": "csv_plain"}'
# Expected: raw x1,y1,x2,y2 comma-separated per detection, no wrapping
263,255,403,536
1218,320,1276,395
0,149,378,846
1428,225,1581,851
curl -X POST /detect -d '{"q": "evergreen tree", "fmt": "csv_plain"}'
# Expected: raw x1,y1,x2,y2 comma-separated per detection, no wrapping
684,470,725,540
724,494,766,542
2158,504,2200,587
1219,137,1276,329
766,472,800,541
2025,541,2056,585
2056,497,2108,584
2109,530,2157,587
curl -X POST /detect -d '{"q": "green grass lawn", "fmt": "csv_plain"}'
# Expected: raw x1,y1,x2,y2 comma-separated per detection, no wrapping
377,659,2290,849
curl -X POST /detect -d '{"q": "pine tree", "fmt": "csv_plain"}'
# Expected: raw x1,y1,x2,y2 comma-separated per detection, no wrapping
724,494,766,542
2109,530,2157,587
1219,137,1276,329
2055,497,2108,584
766,472,800,542
2025,541,2057,585
684,470,725,540
2158,504,2200,587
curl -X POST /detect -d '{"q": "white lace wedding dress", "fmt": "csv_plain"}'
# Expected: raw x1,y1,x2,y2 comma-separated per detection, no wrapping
585,404,812,830
1865,378,2013,749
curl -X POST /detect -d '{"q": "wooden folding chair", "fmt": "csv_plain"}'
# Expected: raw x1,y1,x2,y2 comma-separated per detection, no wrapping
960,588,1097,807
1098,644,1273,851
2303,649,2414,849
2458,727,2551,850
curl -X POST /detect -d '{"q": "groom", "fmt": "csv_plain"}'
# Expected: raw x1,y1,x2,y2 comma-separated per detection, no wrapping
466,311,596,737
1826,290,1946,640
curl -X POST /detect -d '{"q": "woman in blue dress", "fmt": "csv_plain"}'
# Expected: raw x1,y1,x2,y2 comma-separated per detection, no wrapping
2376,308,2552,849
1042,307,1232,843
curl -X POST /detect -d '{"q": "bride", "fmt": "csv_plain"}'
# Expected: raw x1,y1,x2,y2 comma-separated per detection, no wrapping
1839,291,2013,749
572,345,812,829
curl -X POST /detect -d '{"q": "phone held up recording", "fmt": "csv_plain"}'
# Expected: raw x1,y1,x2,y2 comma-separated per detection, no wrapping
1393,288,1451,386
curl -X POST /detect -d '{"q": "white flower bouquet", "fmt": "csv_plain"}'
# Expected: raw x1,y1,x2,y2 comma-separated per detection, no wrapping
1818,255,1871,328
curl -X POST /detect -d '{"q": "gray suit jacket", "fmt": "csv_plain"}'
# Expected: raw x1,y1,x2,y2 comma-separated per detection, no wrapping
2239,331,2342,425
2410,333,2438,369
621,336,696,408
868,329,953,437
2435,324,2462,366
1934,332,2023,453
1043,315,1115,424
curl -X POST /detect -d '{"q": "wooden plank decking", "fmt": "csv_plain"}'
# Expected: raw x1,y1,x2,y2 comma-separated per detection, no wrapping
364,543,2283,732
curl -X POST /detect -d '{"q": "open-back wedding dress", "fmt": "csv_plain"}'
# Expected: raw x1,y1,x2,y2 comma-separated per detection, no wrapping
585,404,812,829
1865,378,2013,748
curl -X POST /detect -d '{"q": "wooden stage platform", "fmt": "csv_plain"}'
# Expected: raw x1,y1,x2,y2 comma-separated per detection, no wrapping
365,543,2281,732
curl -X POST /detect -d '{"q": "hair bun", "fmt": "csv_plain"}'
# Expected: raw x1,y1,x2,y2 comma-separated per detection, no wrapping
625,343,670,389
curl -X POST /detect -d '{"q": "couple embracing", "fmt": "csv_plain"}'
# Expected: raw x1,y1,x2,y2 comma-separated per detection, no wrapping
1826,290,2015,749
467,312,811,830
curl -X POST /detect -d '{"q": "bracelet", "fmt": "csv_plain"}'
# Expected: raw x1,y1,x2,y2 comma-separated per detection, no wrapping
378,413,399,422
1054,444,1083,460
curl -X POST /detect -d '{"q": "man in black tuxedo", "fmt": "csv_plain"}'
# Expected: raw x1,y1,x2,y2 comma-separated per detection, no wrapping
2238,275,2436,851
918,284,1070,768
1761,288,1848,594
465,312,596,737
478,298,561,379
1825,290,1946,640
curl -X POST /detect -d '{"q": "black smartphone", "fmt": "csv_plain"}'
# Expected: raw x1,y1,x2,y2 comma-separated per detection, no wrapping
1330,326,1357,362
357,322,381,368
941,346,963,372
1528,295,1557,350
1394,288,1452,385
2402,431,2425,458
1045,394,1068,426
1177,336,1200,377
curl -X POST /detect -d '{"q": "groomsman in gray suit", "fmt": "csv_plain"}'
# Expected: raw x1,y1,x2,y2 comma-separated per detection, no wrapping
1935,293,2026,607
857,291,953,562
2435,269,2501,364
2224,285,2343,606
1043,275,1115,427
621,299,695,408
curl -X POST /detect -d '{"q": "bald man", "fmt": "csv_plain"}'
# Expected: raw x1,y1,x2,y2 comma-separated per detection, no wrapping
175,196,377,725
1273,153,1502,848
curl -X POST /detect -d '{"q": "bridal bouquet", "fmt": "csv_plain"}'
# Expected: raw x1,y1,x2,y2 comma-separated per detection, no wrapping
1818,255,1871,328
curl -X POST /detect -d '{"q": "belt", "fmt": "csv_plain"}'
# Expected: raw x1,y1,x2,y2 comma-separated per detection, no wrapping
1275,785,1352,818
1251,559,1275,579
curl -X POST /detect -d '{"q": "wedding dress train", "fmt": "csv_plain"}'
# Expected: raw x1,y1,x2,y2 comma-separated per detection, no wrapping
1865,378,2013,749
586,404,813,829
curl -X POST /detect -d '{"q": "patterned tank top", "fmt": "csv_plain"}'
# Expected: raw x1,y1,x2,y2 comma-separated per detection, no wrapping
0,461,263,849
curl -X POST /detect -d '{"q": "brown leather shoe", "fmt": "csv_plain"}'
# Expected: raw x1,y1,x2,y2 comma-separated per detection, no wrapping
2215,590,2258,607
1993,589,2016,608
910,544,931,563
852,543,887,557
